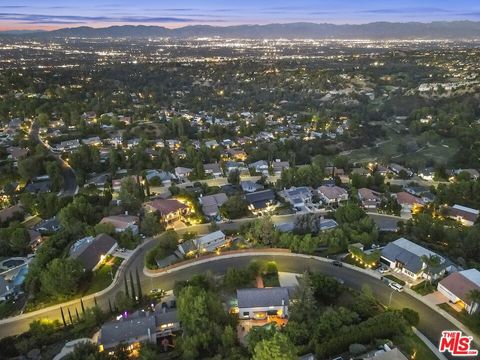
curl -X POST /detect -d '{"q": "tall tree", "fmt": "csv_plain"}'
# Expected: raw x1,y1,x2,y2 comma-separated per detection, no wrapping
253,332,296,360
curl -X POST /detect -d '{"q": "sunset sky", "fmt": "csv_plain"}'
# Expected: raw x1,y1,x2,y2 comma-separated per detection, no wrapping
1,0,480,31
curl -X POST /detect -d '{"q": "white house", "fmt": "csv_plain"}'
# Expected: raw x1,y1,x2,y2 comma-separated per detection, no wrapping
282,187,312,209
445,204,479,226
249,160,269,175
194,230,227,253
99,215,139,234
438,269,480,314
174,167,192,180
237,287,290,320
381,238,446,281
317,185,348,204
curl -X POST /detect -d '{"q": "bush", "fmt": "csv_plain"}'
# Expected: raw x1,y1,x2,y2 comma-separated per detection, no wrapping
145,231,179,269
401,308,420,327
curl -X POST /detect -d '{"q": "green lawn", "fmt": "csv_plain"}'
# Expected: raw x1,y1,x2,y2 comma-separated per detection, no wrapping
82,256,123,295
262,272,280,287
339,129,459,166
411,281,436,296
395,332,438,360
384,274,406,286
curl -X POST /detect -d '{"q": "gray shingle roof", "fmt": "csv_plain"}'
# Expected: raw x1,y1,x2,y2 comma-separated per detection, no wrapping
245,189,275,209
99,313,156,349
69,234,117,271
381,242,423,274
237,287,289,308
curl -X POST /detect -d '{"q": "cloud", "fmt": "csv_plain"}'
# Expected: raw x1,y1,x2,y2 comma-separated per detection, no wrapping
361,8,451,14
0,12,199,24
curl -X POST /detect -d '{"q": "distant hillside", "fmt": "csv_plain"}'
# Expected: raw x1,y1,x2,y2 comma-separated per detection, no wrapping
7,21,480,40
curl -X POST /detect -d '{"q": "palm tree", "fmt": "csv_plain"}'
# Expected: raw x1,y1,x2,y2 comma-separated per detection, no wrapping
466,289,480,314
421,254,441,285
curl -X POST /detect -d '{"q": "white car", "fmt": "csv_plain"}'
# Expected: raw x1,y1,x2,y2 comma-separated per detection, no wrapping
379,267,389,274
388,282,404,292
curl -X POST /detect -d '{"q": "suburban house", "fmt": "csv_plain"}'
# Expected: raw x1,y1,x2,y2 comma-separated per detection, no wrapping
199,193,228,218
444,204,479,226
237,287,290,320
174,167,192,180
143,199,190,224
56,139,80,152
194,230,227,253
7,146,28,162
271,160,290,175
112,175,138,192
98,312,157,352
249,160,269,175
325,166,345,177
317,185,348,205
86,173,110,189
388,163,413,178
177,231,227,257
226,148,247,161
419,168,435,181
453,168,479,180
69,234,117,271
245,189,276,215
224,161,247,173
204,163,222,177
380,238,446,281
358,188,381,209
204,139,218,149
144,170,176,186
351,167,370,177
438,269,480,314
99,214,139,234
281,187,312,210
241,180,264,193
24,179,52,194
34,217,61,234
393,192,424,216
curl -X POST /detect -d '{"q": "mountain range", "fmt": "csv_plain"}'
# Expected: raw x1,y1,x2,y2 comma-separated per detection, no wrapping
4,21,480,39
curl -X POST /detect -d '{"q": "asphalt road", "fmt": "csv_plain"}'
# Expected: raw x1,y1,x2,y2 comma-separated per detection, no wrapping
0,248,477,359
29,121,77,197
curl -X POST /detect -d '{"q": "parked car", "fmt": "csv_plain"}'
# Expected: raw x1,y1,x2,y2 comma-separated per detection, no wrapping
388,282,404,292
332,260,343,267
379,267,389,274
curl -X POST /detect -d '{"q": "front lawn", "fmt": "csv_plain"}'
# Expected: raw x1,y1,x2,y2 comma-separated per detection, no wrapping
395,332,438,360
82,256,123,295
411,281,436,296
384,274,406,286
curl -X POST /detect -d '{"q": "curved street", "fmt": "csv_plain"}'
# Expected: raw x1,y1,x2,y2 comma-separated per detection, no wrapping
0,208,474,359
0,246,478,359
29,121,78,197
